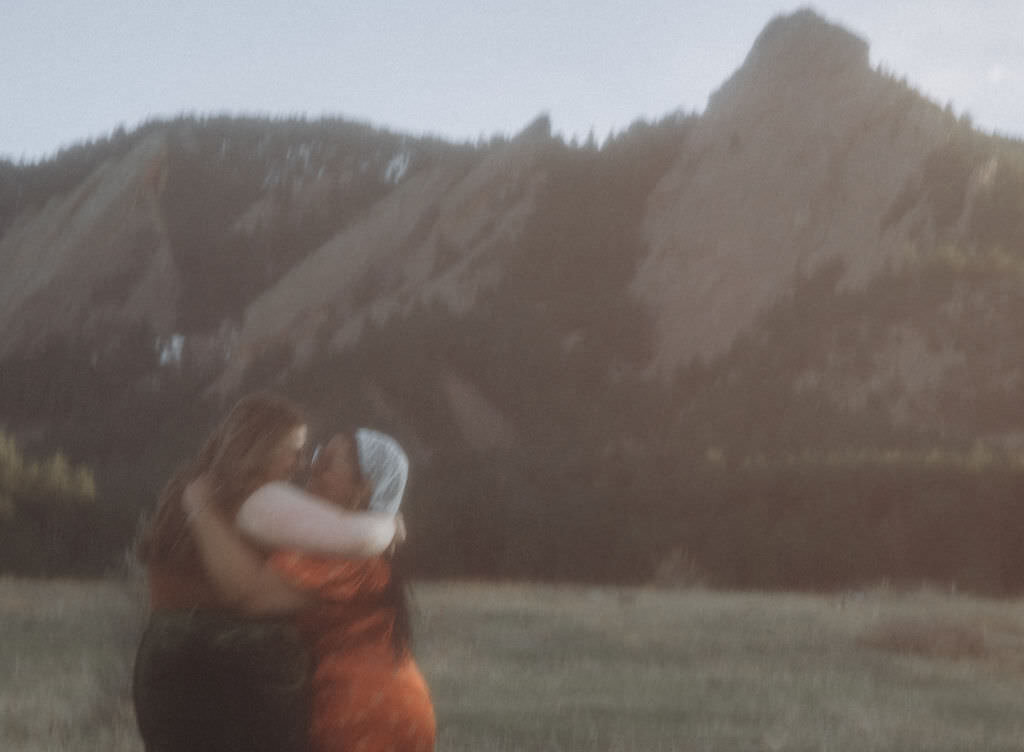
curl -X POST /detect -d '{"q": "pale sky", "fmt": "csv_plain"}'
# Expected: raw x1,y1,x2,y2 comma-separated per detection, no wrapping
2,1,1022,163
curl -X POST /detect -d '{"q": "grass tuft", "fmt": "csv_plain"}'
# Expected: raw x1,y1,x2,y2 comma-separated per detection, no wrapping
858,617,989,660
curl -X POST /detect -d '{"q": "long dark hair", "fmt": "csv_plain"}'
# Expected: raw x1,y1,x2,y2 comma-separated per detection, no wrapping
137,392,306,570
384,555,414,659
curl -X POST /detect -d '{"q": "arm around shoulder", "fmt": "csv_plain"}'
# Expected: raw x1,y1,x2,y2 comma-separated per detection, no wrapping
237,481,398,557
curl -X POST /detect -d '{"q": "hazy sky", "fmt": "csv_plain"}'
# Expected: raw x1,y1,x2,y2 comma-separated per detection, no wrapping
2,1,1021,162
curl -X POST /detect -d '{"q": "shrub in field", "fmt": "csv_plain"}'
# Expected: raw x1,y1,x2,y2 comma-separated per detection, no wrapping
0,429,109,575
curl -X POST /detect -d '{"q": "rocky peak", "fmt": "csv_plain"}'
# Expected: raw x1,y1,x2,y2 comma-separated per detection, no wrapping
707,8,870,118
635,8,954,373
748,8,868,74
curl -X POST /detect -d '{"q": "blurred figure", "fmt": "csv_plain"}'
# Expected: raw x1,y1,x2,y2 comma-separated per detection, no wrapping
188,432,435,752
133,393,400,752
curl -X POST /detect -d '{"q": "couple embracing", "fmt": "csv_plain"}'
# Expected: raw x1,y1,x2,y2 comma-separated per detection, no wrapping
132,392,435,752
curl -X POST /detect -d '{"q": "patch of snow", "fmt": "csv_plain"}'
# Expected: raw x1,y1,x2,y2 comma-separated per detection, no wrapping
157,334,185,366
385,151,411,183
976,157,998,188
262,169,281,190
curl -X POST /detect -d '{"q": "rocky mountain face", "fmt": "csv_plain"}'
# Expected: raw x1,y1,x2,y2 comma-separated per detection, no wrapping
637,10,951,367
4,10,1024,585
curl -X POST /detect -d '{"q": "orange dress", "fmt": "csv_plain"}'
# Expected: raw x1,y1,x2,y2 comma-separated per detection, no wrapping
271,552,435,752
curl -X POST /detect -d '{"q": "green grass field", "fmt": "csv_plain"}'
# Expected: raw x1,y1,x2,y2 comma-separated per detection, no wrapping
4,577,1024,751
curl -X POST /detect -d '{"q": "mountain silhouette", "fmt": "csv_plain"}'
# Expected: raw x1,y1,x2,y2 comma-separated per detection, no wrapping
3,10,1024,588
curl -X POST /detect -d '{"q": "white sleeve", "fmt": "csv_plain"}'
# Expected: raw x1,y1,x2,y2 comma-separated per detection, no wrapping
235,481,397,557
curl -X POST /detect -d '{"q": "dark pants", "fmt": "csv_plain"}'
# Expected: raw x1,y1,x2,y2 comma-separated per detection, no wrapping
133,609,310,752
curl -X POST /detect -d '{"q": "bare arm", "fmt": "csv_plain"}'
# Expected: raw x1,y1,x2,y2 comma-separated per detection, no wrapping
236,481,400,557
183,477,309,615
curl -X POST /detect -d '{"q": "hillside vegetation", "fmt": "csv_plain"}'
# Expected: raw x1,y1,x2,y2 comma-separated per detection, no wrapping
2,10,1024,590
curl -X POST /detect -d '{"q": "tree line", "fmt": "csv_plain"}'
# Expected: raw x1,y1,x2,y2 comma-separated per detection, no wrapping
3,114,1024,592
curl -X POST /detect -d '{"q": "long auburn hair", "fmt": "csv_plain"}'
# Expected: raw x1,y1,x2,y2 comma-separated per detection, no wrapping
137,391,306,570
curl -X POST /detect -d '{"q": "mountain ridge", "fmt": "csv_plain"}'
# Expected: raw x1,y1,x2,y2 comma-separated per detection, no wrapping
3,9,1024,585
3,8,1019,451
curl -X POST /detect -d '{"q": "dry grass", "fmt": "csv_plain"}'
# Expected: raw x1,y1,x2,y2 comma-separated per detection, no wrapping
857,618,988,660
0,575,147,752
417,583,1024,751
6,578,1024,750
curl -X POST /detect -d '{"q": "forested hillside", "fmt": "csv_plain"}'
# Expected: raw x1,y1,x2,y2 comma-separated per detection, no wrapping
3,10,1024,590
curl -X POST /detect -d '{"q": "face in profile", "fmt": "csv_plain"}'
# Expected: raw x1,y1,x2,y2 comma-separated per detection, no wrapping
265,424,309,483
309,434,366,509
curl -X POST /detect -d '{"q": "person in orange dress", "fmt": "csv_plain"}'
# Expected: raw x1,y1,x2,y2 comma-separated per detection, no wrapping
273,432,436,752
186,432,436,752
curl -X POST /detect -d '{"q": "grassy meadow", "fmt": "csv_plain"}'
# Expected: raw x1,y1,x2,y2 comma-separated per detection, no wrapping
4,577,1024,751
